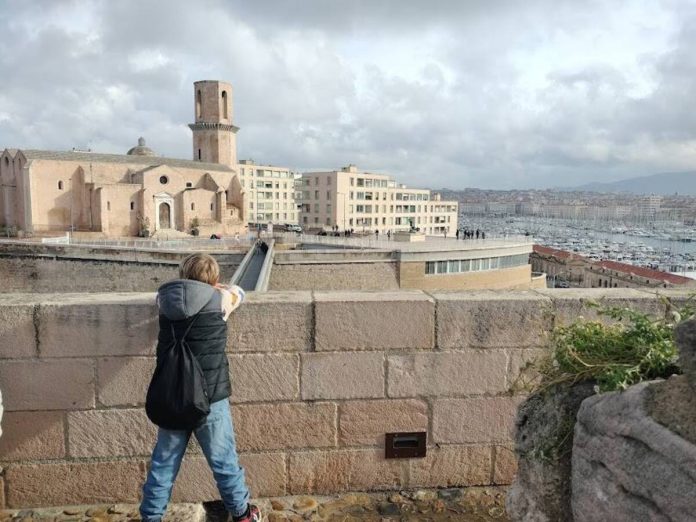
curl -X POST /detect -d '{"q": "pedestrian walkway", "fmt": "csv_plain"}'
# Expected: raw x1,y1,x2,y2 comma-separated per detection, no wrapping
0,487,509,521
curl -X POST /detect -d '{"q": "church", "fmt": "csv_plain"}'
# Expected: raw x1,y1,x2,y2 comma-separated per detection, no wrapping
0,81,247,237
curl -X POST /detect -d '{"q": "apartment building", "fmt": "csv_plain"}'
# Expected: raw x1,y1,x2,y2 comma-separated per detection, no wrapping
298,164,458,235
237,159,300,225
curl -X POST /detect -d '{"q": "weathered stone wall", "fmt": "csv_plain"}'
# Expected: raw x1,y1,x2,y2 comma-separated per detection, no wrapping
0,256,180,292
269,262,400,291
0,288,690,509
0,243,244,292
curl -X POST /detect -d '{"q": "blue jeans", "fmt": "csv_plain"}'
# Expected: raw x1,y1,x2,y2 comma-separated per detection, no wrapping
140,398,250,521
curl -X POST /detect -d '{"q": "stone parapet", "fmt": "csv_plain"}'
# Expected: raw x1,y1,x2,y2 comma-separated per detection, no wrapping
0,288,691,509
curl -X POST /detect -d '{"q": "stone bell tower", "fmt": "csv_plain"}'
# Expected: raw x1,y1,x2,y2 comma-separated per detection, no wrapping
188,80,239,167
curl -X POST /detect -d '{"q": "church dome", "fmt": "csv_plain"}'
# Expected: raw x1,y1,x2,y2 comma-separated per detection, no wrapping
127,137,156,156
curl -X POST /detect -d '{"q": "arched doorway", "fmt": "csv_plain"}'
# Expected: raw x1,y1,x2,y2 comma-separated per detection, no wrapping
159,202,171,229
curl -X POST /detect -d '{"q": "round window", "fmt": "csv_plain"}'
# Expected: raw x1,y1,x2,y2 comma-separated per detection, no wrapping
159,175,169,185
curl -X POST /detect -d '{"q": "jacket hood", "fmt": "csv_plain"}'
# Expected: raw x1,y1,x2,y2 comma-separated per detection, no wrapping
157,279,216,321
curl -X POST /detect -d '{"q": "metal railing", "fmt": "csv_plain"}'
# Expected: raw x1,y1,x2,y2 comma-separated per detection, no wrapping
271,231,534,250
38,233,256,252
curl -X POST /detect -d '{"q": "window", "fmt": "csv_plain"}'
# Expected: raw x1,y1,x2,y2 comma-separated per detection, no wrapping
3,157,8,167
210,203,214,211
357,178,364,187
186,182,193,188
326,191,331,199
198,149,201,160
58,181,64,190
350,178,355,186
159,176,169,185
191,203,195,210
130,201,134,210
196,90,202,118
221,91,228,118
107,201,111,211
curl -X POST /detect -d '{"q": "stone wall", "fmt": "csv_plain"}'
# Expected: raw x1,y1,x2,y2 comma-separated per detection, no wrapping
0,256,180,292
0,243,244,292
269,262,400,291
0,288,690,509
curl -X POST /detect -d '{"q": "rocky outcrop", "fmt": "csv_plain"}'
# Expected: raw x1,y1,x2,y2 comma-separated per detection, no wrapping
506,382,595,522
572,382,696,522
675,316,696,392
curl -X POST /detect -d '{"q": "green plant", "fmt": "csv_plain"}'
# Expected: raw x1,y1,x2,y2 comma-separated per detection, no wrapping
190,217,200,229
518,297,695,394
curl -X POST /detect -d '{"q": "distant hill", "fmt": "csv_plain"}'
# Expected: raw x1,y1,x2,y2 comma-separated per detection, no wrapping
565,171,696,195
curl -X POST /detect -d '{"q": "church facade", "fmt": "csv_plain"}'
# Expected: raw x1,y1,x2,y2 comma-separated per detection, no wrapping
0,80,247,237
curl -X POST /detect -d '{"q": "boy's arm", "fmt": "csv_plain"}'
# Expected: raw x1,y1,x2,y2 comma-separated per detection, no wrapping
218,284,246,321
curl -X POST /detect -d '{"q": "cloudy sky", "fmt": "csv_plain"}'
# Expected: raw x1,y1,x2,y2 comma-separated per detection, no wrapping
1,0,695,189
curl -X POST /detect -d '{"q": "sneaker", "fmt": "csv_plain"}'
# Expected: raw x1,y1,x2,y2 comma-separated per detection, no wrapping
233,504,261,522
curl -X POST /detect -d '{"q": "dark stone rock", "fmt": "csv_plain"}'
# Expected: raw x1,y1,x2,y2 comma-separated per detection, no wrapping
572,382,696,521
646,375,696,445
377,502,401,516
506,381,596,522
675,317,696,391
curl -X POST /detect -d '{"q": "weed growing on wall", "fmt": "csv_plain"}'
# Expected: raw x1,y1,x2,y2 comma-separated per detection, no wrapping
514,297,695,394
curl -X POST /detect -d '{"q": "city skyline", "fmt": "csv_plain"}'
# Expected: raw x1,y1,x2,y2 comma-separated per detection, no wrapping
1,0,695,190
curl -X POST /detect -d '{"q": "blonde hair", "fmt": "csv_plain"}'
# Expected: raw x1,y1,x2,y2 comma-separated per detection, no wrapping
179,253,220,285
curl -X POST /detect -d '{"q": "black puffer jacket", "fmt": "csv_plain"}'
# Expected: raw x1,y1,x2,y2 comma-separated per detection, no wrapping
156,279,230,403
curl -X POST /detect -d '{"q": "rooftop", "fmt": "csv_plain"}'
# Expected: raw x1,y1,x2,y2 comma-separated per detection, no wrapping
15,148,233,172
533,244,693,284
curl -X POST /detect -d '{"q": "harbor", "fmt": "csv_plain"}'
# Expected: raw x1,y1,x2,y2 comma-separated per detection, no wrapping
457,215,696,277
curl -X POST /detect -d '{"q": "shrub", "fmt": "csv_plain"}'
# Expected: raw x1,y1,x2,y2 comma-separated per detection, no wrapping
516,298,695,394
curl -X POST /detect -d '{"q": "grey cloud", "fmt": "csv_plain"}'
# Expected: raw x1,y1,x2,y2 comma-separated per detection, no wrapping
0,0,694,189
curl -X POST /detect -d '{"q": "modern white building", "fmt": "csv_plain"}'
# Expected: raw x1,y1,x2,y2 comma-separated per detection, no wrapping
237,159,300,225
298,164,459,235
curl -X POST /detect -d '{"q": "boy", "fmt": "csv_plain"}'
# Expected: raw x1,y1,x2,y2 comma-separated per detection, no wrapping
140,253,260,522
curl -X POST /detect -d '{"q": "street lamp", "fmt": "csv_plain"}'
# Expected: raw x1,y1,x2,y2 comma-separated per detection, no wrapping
337,191,347,232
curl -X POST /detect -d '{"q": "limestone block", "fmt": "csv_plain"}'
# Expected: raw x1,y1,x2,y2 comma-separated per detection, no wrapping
338,399,429,446
0,476,4,509
0,411,65,460
0,302,36,358
434,292,553,349
172,452,286,501
0,359,94,411
233,402,336,452
433,397,523,444
301,352,385,400
288,449,405,494
572,383,696,522
675,317,696,391
68,409,156,458
507,348,551,392
97,357,155,407
638,288,696,314
228,292,312,352
38,300,158,357
5,460,145,508
536,288,666,327
314,291,435,351
409,445,492,488
229,353,299,403
387,351,508,398
493,446,517,485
